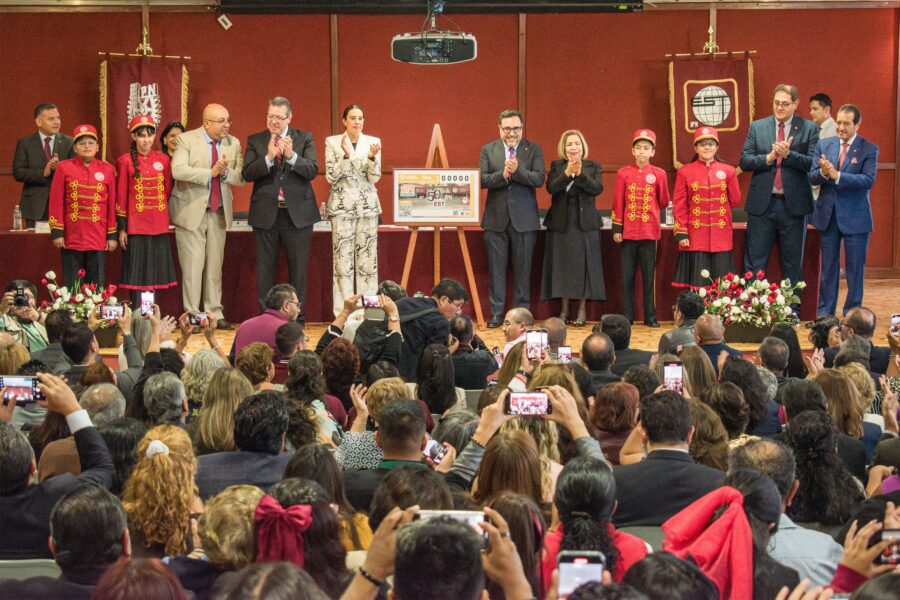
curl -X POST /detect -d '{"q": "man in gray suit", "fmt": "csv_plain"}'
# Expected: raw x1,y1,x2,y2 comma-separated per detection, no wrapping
740,84,818,318
809,93,837,202
12,103,74,227
478,110,545,328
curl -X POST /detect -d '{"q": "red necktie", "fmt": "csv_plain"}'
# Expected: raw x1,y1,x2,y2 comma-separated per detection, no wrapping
774,122,785,190
210,140,222,213
43,136,52,160
275,135,284,162
838,142,849,170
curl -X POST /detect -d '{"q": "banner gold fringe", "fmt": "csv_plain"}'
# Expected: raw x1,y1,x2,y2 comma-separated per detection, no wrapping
181,63,189,127
99,59,108,161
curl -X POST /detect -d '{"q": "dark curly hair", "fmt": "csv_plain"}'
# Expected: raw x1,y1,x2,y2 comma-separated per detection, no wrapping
621,365,660,400
719,358,769,434
590,382,639,433
235,343,274,386
784,410,864,526
702,382,749,440
807,315,840,351
285,351,326,406
555,456,620,576
321,338,360,410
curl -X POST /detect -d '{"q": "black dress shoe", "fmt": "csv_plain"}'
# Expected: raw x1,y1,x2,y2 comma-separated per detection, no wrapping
644,320,661,328
487,316,503,328
785,313,801,326
216,319,236,330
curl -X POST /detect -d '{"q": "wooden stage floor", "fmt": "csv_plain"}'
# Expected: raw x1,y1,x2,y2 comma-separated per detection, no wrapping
180,279,899,355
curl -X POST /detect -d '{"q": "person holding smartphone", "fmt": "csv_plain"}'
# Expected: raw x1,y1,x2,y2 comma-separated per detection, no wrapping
115,115,176,307
324,104,382,317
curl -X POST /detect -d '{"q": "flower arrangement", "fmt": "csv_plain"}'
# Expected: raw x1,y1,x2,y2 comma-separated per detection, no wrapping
698,269,806,328
40,269,119,322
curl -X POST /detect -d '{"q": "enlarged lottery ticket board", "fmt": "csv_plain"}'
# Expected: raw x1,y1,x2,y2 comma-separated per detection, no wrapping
393,169,480,225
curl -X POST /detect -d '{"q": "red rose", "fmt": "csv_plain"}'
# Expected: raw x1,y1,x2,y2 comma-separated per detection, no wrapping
770,283,779,291
77,268,86,278
756,270,765,280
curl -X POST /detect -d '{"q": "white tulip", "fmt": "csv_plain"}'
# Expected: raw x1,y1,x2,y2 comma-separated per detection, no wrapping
698,288,707,298
700,269,710,279
45,271,56,280
47,284,57,292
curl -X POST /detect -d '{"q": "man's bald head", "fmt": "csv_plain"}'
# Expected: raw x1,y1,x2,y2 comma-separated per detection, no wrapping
503,308,534,342
694,313,724,344
543,317,567,351
202,103,231,141
581,333,615,371
843,306,876,339
728,438,796,503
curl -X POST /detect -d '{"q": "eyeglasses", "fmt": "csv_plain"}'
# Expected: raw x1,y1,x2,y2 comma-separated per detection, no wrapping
266,114,289,122
205,117,232,125
773,101,794,109
500,126,523,134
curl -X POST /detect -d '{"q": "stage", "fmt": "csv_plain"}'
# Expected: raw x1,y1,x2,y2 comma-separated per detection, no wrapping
0,224,820,325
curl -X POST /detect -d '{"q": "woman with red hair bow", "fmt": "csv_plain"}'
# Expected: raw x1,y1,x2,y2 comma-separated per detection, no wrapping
256,478,350,598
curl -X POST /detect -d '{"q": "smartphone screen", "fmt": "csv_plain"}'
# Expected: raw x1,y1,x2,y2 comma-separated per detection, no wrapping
362,295,382,308
140,291,155,316
525,329,543,360
557,551,606,599
663,361,683,393
558,346,572,364
492,346,503,368
189,312,209,327
416,510,486,537
891,313,900,335
880,529,900,565
0,376,44,406
506,392,551,416
423,439,448,464
100,305,124,320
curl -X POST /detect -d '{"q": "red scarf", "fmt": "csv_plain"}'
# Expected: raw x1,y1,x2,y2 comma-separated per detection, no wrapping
255,495,313,566
662,486,754,600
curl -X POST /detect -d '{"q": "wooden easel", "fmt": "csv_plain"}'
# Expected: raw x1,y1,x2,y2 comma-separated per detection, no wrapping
399,124,486,330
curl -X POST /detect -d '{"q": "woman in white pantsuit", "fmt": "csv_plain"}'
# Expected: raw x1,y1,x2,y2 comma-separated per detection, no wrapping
325,104,382,316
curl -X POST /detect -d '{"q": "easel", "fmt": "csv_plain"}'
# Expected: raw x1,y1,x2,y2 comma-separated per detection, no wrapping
400,124,486,330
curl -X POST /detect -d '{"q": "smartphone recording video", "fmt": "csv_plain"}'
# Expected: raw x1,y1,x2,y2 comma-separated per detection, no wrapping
362,295,382,309
891,313,900,336
525,329,544,360
100,305,124,320
415,510,487,541
189,312,209,327
557,346,572,364
0,376,44,406
880,529,900,565
492,346,503,368
505,392,552,416
663,361,683,393
140,291,155,317
557,551,606,599
423,439,448,464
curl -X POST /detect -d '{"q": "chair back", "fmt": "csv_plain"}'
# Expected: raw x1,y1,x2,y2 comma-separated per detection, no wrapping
619,526,666,551
0,559,62,580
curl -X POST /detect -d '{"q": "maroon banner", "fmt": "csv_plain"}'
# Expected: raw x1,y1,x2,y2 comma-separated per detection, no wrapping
100,55,188,162
668,59,754,167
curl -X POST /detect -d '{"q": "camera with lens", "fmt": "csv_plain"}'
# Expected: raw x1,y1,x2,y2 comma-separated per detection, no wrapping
13,285,28,308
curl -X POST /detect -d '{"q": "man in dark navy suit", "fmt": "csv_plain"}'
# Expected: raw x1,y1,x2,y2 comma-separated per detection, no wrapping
740,85,819,317
242,96,319,315
479,110,545,328
809,104,879,317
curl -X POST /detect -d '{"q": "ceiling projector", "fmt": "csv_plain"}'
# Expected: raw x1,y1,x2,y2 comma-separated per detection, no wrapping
392,32,477,64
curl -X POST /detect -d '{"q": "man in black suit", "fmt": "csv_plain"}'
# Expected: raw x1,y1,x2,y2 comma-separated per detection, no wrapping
12,103,74,227
0,485,130,599
196,391,291,499
479,110,545,328
242,96,319,314
344,400,430,511
581,333,621,394
740,85,818,317
613,390,724,527
397,278,468,382
0,372,114,559
597,315,652,376
823,307,891,374
757,336,793,402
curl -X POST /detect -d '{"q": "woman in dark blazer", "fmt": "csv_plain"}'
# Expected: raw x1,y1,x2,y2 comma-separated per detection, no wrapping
541,129,605,326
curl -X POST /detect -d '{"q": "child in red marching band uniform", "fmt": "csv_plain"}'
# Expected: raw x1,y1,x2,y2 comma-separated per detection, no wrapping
612,129,670,327
115,115,176,304
672,127,742,289
48,124,117,289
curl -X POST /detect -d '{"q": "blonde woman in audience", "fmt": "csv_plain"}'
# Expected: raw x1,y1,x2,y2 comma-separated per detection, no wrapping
652,353,694,397
335,376,410,470
180,348,227,422
0,335,29,375
502,415,561,504
235,342,276,391
122,425,203,558
529,363,596,463
472,429,546,515
838,362,881,428
167,484,265,598
680,345,716,399
814,368,880,462
190,368,253,455
495,341,526,389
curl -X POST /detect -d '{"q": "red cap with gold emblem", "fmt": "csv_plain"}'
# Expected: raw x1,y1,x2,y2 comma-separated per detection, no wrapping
73,124,98,142
633,129,657,147
693,127,719,145
129,114,157,132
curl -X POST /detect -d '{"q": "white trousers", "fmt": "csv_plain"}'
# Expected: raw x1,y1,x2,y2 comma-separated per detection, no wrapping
332,215,378,316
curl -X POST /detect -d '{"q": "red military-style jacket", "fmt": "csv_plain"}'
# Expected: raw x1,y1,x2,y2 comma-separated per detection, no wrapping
115,150,172,235
612,163,670,240
672,159,741,252
48,158,117,251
